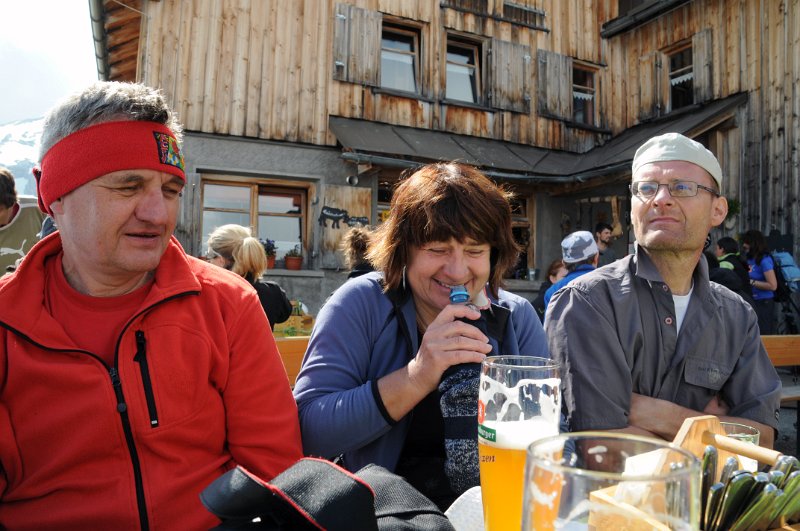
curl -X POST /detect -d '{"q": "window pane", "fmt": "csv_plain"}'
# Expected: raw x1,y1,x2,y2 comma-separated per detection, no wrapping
381,28,417,93
446,63,476,102
573,68,593,89
572,66,595,125
381,51,416,92
259,215,301,259
203,184,250,210
259,193,301,214
447,46,474,66
201,211,250,247
669,47,694,110
669,48,692,73
382,32,413,52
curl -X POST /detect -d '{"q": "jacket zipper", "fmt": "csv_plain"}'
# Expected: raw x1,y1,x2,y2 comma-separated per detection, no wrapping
109,367,150,531
1,290,198,531
133,331,159,428
109,292,194,531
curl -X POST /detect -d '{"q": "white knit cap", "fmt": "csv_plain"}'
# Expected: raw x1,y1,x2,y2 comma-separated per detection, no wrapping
561,231,598,264
632,132,723,190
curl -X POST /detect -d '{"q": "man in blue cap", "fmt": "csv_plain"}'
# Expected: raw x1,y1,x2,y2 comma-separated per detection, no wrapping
542,230,598,314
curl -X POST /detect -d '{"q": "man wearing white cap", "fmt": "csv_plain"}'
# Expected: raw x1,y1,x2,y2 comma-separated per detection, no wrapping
542,230,598,313
546,132,780,447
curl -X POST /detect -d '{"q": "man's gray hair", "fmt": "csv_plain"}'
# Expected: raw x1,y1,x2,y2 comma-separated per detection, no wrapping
39,81,183,160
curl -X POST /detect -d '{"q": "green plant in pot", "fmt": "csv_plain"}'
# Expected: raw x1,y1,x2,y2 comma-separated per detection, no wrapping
284,244,303,270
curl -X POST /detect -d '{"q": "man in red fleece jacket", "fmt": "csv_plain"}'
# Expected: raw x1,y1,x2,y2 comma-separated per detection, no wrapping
0,81,303,530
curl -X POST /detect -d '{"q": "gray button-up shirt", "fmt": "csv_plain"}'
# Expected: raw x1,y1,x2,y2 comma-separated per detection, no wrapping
545,245,781,432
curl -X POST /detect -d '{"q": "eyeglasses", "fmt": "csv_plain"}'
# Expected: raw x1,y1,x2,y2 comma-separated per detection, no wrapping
206,247,221,259
630,180,720,199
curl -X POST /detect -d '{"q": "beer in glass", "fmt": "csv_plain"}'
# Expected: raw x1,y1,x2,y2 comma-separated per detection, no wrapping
478,356,560,531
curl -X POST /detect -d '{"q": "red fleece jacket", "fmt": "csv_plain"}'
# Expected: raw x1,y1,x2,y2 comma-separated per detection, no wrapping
0,235,303,530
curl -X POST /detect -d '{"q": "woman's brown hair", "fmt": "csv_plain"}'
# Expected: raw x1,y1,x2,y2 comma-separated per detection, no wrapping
367,162,521,297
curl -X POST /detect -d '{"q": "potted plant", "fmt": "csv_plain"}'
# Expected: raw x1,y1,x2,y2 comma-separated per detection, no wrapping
724,198,741,230
284,244,303,270
260,238,276,269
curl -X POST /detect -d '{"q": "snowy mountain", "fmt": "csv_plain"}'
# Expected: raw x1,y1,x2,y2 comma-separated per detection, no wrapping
0,118,44,197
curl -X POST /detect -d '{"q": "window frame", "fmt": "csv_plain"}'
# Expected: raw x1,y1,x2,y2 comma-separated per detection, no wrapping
380,22,421,95
445,35,484,105
200,177,310,263
572,63,597,126
667,43,694,112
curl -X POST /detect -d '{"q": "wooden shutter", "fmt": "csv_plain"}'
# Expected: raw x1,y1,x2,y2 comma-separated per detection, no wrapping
536,49,571,120
693,28,713,104
490,38,531,113
332,4,380,86
638,51,660,121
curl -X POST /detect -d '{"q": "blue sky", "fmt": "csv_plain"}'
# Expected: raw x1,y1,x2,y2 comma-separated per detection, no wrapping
0,1,98,124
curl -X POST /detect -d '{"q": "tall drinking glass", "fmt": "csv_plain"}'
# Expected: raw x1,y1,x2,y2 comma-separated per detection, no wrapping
478,356,561,531
521,432,701,530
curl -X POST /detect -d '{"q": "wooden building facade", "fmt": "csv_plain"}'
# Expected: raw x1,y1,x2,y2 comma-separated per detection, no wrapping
90,0,800,313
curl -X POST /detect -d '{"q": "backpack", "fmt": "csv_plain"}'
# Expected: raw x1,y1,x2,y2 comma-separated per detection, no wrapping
770,251,800,302
200,458,456,531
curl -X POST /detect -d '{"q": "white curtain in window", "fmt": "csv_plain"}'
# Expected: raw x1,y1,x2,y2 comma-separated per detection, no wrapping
670,72,694,86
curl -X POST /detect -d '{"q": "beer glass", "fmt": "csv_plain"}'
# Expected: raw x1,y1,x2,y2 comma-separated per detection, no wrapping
478,356,560,531
521,432,701,530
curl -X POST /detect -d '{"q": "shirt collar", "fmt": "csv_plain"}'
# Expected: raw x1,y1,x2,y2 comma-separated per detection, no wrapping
632,243,711,297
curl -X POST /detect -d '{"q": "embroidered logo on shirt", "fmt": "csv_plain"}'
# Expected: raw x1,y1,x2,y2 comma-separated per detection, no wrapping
153,132,185,171
697,364,723,386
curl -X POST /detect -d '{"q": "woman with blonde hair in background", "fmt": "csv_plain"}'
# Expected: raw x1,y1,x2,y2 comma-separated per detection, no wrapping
207,224,292,330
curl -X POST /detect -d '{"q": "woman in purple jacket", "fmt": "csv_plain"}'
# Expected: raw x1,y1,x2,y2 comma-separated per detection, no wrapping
293,163,550,509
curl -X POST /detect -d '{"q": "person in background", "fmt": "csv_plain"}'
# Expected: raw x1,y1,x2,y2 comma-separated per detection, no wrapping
594,222,617,267
207,224,292,331
531,258,567,322
341,225,375,279
546,132,780,447
742,229,778,335
704,249,756,309
0,166,45,272
543,230,598,313
0,81,302,529
293,162,549,510
715,236,751,290
38,214,58,239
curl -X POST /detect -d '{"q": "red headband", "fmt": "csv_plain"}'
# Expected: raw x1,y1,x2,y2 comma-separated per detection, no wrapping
36,120,186,214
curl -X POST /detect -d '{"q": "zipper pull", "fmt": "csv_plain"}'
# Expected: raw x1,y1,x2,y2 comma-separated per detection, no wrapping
134,330,146,361
108,367,127,413
110,367,122,387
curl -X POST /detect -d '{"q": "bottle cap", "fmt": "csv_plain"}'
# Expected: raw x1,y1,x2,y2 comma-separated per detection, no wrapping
449,285,470,304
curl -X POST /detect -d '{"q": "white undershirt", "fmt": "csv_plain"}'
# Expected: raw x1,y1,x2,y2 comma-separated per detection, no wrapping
672,284,694,333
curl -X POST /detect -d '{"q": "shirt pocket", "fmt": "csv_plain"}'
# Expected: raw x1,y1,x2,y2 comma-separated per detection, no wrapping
683,356,735,392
